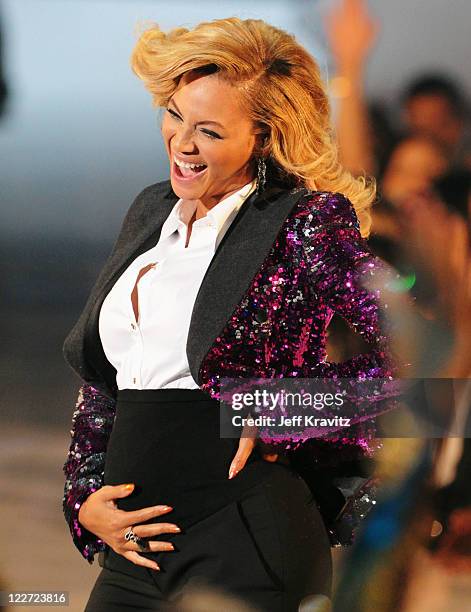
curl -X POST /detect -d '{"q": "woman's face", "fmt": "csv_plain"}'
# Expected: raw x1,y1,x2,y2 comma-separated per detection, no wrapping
161,71,259,207
404,95,462,149
381,137,448,205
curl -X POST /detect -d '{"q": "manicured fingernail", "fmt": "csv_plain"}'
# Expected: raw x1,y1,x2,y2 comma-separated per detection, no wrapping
228,466,238,479
124,483,134,491
153,563,160,571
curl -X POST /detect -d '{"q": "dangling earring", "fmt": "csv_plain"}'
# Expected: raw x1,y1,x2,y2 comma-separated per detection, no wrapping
255,156,267,196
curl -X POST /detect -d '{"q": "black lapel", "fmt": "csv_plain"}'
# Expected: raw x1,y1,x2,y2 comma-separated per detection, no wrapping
82,185,179,392
64,181,178,393
186,183,308,384
90,185,179,307
67,178,307,394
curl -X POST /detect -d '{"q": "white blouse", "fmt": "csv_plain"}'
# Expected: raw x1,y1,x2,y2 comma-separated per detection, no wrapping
98,179,257,390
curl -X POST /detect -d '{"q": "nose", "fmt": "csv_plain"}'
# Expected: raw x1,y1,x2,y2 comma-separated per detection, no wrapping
173,125,198,154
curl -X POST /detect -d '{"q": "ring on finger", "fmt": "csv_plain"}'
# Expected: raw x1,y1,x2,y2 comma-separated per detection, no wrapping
124,526,150,552
124,525,138,543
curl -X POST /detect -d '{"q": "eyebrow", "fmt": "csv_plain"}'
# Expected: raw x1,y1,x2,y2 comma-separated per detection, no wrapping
168,98,226,130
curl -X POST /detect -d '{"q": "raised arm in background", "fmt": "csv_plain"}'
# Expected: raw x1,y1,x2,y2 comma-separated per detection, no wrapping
324,0,379,177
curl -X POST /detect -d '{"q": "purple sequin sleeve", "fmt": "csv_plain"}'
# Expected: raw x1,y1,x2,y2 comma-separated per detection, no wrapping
62,383,116,564
303,191,395,381
300,192,398,545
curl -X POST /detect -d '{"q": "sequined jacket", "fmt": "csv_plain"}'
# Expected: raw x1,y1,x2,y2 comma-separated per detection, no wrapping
62,178,396,564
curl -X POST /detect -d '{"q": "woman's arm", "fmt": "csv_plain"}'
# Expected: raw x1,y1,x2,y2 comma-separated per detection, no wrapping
297,191,399,545
303,191,396,382
62,383,117,564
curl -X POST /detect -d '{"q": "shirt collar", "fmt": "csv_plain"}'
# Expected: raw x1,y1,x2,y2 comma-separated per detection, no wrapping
159,179,257,242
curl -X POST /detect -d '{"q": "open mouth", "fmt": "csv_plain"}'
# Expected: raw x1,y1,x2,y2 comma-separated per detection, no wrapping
173,158,208,181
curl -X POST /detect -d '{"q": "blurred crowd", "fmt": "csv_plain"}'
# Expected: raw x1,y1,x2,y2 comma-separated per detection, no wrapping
326,0,470,268
324,1,471,611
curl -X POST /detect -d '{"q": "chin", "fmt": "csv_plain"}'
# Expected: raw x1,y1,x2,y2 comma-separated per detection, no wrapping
169,177,198,197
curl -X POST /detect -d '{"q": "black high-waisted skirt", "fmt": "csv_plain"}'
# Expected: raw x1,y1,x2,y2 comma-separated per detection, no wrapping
89,388,332,612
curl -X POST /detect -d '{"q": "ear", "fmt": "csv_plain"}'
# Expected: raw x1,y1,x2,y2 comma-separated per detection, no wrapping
253,130,269,158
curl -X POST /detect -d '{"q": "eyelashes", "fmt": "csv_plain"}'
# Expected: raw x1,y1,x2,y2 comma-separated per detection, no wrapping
165,108,222,140
166,107,182,121
202,130,220,140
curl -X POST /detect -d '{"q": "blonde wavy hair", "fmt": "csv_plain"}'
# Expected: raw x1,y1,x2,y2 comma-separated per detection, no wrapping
131,17,376,236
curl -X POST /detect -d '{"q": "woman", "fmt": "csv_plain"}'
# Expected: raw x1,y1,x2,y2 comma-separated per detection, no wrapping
367,132,449,271
62,17,394,612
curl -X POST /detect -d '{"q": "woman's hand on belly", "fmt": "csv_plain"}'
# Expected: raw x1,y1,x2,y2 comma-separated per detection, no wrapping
228,423,279,479
78,483,181,571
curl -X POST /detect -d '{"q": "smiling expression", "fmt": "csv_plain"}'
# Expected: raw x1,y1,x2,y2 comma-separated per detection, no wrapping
161,71,261,208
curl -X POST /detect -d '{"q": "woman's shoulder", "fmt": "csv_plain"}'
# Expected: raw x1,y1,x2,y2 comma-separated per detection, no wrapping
293,190,360,231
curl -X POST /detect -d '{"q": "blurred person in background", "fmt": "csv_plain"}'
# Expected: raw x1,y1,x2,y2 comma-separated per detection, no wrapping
368,133,450,270
401,74,471,171
433,168,471,221
324,0,469,271
324,3,471,609
333,186,471,612
323,0,380,178
324,0,471,179
380,134,449,208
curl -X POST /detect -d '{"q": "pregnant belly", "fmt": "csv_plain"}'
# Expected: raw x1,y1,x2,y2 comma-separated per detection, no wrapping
103,399,275,528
